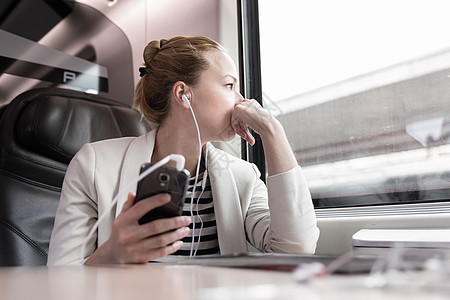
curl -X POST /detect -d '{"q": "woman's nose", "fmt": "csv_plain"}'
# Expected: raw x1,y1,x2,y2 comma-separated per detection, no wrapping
236,92,244,103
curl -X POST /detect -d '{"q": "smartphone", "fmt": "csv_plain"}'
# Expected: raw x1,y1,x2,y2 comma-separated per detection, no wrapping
135,163,190,224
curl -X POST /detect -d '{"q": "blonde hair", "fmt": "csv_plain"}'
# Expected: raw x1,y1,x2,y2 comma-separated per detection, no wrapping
132,36,225,125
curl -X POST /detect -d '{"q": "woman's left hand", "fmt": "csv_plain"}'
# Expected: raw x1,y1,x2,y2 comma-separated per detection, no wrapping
231,99,274,145
231,98,297,175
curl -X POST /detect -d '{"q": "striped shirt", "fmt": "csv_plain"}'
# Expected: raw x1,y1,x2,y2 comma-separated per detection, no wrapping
173,172,220,256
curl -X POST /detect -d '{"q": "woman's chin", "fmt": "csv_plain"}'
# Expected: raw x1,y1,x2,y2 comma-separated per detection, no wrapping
213,127,235,142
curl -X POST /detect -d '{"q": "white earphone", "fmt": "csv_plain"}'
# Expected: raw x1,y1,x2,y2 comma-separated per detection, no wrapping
182,94,190,106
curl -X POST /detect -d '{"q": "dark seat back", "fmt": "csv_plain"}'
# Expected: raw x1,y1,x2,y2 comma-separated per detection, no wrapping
0,88,148,266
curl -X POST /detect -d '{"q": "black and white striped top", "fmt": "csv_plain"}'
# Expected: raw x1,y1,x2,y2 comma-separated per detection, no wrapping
173,172,220,256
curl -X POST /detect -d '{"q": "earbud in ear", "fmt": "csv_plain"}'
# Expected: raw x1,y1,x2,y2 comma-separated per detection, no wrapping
182,94,190,105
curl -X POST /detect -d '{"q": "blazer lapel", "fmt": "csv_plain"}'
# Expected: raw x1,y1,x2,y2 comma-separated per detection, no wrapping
115,131,156,217
207,143,248,254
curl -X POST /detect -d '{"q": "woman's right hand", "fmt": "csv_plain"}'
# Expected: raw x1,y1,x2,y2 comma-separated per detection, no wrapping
85,192,190,265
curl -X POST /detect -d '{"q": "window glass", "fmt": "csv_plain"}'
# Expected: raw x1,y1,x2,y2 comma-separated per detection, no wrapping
259,0,450,207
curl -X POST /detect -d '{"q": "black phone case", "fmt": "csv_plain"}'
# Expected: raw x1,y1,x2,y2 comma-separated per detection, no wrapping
135,163,190,224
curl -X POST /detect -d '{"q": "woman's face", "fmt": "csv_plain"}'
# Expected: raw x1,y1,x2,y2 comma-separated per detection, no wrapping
191,50,243,142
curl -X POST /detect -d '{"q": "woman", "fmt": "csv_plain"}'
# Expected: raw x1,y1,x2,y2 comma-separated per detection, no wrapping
47,36,319,265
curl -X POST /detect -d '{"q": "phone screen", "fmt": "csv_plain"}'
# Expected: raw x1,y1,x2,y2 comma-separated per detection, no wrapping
135,163,190,224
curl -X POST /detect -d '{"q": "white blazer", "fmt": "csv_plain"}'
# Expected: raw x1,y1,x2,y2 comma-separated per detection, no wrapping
48,130,319,265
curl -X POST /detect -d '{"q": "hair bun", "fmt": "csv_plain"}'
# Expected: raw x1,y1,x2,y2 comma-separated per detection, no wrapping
143,40,163,67
159,39,168,48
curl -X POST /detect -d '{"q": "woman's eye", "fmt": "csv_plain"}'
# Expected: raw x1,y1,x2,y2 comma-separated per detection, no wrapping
226,83,234,90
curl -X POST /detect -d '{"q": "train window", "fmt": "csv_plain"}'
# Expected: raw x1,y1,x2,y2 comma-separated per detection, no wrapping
258,0,450,208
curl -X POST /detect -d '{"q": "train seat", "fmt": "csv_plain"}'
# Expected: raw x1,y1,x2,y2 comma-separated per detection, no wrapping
0,87,148,266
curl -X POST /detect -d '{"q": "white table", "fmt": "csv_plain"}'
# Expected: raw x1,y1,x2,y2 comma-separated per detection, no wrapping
0,263,448,300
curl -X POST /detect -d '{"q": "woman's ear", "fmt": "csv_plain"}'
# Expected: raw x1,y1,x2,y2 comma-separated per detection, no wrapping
172,81,190,110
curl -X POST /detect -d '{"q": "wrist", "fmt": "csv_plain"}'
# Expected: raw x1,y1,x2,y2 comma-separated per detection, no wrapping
84,240,116,266
259,117,283,140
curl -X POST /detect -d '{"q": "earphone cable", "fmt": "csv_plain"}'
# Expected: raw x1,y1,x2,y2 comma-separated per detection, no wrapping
186,101,203,258
193,146,208,257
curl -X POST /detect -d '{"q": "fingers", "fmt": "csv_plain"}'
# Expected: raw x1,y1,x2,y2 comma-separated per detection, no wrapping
130,193,171,221
240,121,255,145
165,240,184,255
232,99,260,145
150,237,185,259
142,226,190,251
125,224,190,263
233,120,255,145
113,227,189,264
119,192,190,237
119,193,171,222
121,192,136,212
137,215,191,239
133,239,185,263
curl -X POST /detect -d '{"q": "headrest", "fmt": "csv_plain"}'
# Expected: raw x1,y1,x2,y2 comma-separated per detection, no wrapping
15,91,147,164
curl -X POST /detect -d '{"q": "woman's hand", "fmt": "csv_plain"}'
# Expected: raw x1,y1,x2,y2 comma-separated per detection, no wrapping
232,98,298,176
85,193,190,265
231,99,276,145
